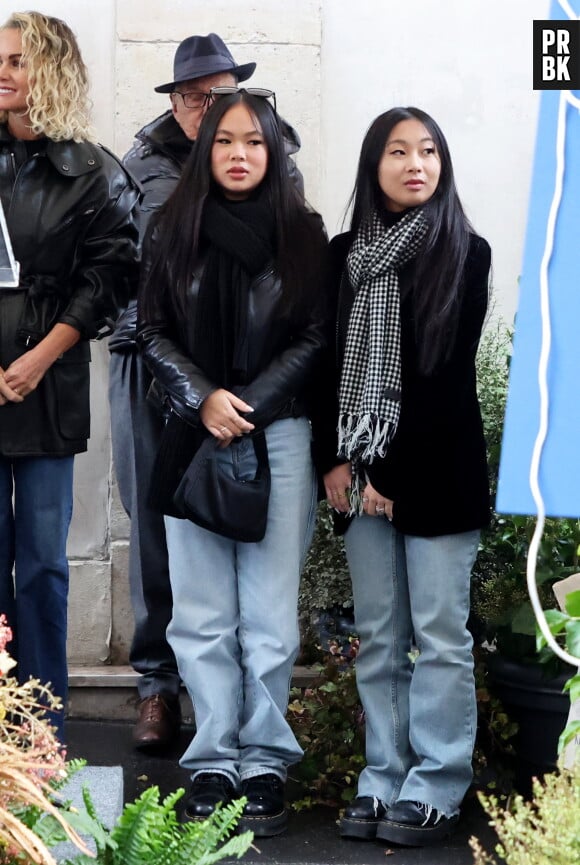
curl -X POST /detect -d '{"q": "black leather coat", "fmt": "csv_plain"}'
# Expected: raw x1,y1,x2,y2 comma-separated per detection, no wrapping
0,125,140,456
137,235,327,434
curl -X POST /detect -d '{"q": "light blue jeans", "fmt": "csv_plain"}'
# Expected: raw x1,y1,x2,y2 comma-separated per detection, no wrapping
344,516,480,817
165,417,317,786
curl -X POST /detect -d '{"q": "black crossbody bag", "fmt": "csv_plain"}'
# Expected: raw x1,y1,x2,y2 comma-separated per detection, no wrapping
173,431,271,543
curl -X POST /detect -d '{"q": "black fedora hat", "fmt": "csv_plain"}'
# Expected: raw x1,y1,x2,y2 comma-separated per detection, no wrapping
155,33,256,93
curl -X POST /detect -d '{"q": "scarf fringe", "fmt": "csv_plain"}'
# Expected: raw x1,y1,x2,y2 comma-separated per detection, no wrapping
346,471,365,516
338,412,395,464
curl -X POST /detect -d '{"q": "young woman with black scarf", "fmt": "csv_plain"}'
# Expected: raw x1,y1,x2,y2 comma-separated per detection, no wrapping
314,106,491,847
137,89,327,837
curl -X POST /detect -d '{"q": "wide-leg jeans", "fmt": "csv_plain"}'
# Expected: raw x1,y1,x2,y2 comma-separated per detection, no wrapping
165,417,317,786
344,515,479,817
0,454,74,737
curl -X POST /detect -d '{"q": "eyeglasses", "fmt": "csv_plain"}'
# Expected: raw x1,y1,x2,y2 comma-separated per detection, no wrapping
209,86,277,113
170,90,212,110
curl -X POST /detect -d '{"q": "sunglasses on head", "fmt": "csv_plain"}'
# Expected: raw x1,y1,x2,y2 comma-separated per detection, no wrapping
209,86,277,112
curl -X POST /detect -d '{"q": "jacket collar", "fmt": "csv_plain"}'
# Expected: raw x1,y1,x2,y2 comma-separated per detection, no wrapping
0,123,100,177
45,139,101,177
135,111,192,165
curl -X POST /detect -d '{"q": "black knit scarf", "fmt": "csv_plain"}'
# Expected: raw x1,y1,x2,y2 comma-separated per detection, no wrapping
195,193,275,387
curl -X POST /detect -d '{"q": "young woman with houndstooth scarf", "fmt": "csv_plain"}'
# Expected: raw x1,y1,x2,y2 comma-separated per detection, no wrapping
312,106,491,847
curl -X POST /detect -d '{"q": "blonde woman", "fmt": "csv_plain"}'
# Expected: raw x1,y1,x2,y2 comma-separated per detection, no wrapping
0,11,139,738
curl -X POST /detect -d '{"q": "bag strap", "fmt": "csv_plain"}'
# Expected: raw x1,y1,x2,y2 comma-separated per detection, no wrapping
249,430,270,480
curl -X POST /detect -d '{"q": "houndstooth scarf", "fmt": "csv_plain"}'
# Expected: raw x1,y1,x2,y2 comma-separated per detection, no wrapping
338,207,429,512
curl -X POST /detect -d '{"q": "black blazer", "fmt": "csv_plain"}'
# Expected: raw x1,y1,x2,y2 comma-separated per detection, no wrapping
312,229,491,538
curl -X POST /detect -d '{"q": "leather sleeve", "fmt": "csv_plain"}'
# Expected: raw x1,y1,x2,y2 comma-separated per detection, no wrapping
123,146,181,246
58,167,140,339
138,323,217,426
109,143,183,351
237,314,327,429
136,229,217,426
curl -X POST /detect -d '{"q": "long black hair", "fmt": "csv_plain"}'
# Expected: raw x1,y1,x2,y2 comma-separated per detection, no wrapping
141,90,324,323
349,106,478,374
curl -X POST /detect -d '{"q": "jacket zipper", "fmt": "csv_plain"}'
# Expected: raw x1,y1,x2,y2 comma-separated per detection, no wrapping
8,150,41,218
5,151,17,213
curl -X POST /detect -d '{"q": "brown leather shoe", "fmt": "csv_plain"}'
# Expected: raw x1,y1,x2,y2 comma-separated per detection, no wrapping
133,694,181,751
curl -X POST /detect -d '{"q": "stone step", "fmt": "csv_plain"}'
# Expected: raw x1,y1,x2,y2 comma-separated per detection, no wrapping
67,664,320,721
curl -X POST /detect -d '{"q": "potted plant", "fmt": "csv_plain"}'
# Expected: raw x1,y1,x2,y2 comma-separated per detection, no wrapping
538,586,580,757
471,325,579,791
468,591,580,864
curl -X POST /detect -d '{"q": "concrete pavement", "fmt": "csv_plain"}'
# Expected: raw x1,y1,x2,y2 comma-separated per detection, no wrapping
66,718,496,865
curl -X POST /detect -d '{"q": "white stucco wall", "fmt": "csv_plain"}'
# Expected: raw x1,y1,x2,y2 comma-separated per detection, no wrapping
321,0,549,324
5,0,550,663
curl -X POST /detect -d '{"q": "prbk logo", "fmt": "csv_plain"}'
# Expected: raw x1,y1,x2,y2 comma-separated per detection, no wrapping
533,20,580,89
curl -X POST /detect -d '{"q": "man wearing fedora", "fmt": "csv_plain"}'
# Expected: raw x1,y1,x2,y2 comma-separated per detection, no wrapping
109,33,302,752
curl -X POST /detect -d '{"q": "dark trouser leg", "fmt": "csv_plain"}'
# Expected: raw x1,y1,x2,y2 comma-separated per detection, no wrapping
109,350,180,700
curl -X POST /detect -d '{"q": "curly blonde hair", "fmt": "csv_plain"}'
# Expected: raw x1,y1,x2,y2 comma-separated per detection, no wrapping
0,11,95,142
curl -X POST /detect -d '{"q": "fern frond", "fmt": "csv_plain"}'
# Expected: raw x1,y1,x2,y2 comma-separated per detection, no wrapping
58,805,112,855
61,855,97,865
25,811,72,848
54,786,252,865
195,830,254,865
74,785,112,857
61,758,87,782
175,799,249,864
80,784,100,823
110,786,183,864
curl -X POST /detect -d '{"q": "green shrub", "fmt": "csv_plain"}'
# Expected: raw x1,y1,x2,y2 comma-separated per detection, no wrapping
300,503,351,622
471,323,580,665
470,766,580,865
287,652,365,809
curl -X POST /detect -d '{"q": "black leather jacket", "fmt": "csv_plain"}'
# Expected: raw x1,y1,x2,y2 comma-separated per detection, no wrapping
110,110,304,353
0,125,140,456
137,239,327,433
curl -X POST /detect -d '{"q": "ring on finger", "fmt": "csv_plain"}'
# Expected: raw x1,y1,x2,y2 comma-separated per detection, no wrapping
376,506,385,515
220,426,229,435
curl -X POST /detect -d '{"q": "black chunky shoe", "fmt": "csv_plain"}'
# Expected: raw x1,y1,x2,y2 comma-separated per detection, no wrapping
184,773,236,821
239,773,287,837
340,796,388,840
376,800,459,846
